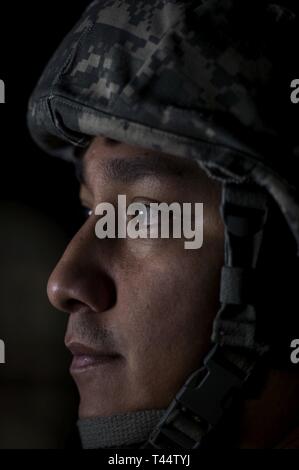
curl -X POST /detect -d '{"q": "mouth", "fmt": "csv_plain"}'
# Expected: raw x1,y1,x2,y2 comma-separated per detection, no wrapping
66,341,123,373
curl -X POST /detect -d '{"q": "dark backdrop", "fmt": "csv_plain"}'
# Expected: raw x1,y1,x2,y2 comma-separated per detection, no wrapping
0,0,91,449
0,1,90,230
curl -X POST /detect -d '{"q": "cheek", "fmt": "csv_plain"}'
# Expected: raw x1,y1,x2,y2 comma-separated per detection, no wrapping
116,238,223,365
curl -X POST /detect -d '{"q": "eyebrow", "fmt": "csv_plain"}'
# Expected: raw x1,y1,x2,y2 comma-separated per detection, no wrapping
76,154,196,187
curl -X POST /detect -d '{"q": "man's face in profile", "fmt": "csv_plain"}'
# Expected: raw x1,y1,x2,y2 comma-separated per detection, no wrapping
47,136,224,419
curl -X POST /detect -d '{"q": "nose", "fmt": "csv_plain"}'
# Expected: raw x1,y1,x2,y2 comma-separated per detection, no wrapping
47,219,116,315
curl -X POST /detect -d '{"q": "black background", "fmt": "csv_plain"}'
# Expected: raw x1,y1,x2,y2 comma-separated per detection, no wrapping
0,1,92,449
0,1,90,233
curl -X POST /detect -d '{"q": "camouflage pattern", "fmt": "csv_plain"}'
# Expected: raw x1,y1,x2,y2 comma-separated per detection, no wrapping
27,0,299,251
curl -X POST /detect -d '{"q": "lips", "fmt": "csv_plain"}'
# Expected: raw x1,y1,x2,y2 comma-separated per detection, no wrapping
66,342,122,373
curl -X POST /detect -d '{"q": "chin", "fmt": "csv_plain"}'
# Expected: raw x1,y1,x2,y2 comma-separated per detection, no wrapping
78,392,133,419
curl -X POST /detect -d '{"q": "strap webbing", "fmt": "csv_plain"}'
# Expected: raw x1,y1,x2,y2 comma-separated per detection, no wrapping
142,183,269,449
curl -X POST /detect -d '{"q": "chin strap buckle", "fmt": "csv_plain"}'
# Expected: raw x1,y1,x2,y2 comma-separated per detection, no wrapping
143,345,246,449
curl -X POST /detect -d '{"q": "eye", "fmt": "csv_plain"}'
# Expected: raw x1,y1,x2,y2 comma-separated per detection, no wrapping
143,205,159,228
127,202,160,234
136,204,151,226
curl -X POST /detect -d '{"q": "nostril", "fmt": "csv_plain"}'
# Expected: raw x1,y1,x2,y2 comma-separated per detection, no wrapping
108,282,117,310
63,298,87,314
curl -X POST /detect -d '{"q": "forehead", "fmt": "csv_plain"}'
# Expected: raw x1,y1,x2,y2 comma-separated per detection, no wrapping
76,136,209,189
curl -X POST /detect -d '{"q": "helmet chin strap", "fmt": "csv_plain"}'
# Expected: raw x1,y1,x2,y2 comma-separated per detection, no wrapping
141,182,270,449
77,409,167,449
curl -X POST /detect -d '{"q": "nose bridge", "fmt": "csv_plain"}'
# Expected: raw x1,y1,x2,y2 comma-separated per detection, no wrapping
47,217,116,314
54,215,102,276
64,216,100,266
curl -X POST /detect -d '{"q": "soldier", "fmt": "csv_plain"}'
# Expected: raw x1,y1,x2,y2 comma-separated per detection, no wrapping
28,0,299,448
